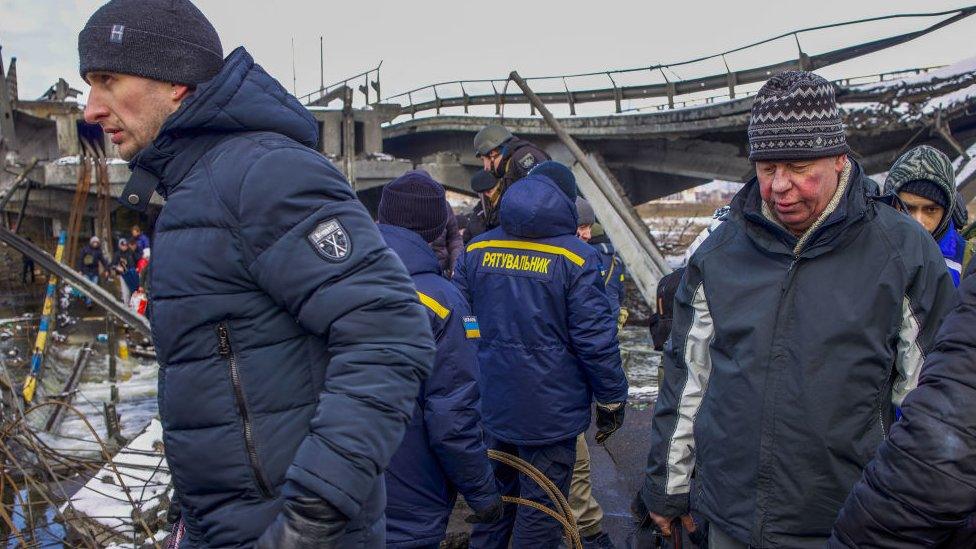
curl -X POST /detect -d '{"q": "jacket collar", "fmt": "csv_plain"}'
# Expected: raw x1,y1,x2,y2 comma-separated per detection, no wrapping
732,159,872,258
119,47,318,211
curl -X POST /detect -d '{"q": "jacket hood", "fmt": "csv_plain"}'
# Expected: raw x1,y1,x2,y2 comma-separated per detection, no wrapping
499,175,578,238
590,238,615,255
378,224,442,277
122,47,318,210
884,145,956,239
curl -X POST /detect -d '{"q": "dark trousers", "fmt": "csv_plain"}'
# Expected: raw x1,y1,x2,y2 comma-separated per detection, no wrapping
469,434,576,549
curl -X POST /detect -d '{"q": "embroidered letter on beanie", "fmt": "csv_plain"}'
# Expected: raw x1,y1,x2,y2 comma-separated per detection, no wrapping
110,24,125,43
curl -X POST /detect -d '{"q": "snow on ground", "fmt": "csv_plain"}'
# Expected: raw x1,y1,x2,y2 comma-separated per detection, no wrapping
53,155,127,166
619,326,660,404
62,419,170,541
37,356,159,456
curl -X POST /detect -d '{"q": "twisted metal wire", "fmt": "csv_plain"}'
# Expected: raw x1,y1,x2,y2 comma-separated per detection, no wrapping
1,400,166,548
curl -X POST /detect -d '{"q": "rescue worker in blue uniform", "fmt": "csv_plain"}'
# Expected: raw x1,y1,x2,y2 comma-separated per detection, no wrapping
376,171,503,548
576,198,627,330
570,198,622,549
455,161,629,549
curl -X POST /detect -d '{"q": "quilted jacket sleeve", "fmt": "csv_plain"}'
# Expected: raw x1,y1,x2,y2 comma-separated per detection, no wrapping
829,274,976,547
567,254,628,405
892,225,957,406
237,146,435,520
423,296,498,512
640,265,711,518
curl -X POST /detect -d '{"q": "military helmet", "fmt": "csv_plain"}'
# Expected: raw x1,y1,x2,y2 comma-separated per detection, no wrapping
473,124,513,157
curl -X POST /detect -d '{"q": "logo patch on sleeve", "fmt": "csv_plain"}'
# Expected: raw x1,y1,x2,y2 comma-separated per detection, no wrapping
463,316,481,339
518,153,537,170
307,218,351,262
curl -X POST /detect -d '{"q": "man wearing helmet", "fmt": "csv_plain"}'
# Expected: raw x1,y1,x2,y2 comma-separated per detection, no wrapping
471,124,549,234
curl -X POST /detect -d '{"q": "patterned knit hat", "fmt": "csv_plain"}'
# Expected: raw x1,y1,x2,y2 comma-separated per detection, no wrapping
748,71,848,161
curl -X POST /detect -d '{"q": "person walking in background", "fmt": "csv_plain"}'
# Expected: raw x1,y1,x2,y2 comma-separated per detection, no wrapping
111,237,138,305
567,196,621,549
576,198,627,331
469,125,549,236
130,224,150,258
77,235,108,308
885,145,974,285
21,236,36,284
456,161,627,549
431,201,463,278
375,175,503,549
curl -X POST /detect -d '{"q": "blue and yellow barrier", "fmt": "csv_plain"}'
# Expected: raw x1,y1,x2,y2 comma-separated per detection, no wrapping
23,230,66,403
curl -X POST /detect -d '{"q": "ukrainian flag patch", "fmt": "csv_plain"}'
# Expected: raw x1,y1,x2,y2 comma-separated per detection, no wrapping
463,316,481,339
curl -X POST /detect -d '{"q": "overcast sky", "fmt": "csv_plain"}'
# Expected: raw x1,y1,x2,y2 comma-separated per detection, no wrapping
2,0,976,108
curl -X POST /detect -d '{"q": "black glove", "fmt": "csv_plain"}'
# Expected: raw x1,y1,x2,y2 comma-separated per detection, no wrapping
465,496,505,524
166,489,182,525
255,496,348,549
595,402,625,444
631,490,649,521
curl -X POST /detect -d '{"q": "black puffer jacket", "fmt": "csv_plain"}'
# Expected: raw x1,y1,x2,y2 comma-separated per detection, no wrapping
639,161,955,548
131,48,434,547
829,274,976,548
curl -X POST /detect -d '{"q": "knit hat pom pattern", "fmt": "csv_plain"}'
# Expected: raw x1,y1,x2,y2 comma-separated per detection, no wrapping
378,170,449,242
748,70,848,161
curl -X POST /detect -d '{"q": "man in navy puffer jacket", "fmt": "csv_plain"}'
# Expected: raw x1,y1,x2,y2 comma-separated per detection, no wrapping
79,1,434,547
455,162,628,549
376,172,502,548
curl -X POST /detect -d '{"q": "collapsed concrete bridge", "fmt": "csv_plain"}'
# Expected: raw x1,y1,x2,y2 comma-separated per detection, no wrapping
374,6,976,204
382,62,976,206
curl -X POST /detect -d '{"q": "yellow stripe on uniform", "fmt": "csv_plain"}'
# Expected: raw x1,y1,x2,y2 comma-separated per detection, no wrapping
466,239,585,267
417,291,450,319
465,329,481,338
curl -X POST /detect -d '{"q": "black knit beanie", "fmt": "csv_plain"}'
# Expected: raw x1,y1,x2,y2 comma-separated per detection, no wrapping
900,180,949,210
529,161,577,199
576,197,595,226
79,0,223,85
470,170,498,193
378,170,449,242
748,71,848,161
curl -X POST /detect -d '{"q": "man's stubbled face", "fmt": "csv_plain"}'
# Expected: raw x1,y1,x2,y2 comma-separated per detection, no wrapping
84,72,184,160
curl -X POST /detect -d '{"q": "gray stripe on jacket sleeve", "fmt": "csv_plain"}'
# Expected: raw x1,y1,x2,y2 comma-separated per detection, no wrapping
665,283,714,496
893,296,924,407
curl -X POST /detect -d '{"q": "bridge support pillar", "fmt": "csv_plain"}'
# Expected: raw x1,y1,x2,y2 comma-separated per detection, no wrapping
568,157,668,306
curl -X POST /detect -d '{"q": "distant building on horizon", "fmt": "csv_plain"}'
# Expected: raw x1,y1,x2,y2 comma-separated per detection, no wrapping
658,180,742,204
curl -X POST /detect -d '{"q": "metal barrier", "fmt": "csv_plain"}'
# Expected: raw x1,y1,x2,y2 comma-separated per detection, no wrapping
379,6,975,119
297,61,383,107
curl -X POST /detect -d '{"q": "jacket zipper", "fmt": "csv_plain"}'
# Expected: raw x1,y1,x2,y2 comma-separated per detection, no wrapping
757,254,801,546
216,322,273,498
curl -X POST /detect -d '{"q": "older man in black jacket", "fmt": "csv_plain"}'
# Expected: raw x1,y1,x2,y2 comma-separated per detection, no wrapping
635,71,955,548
